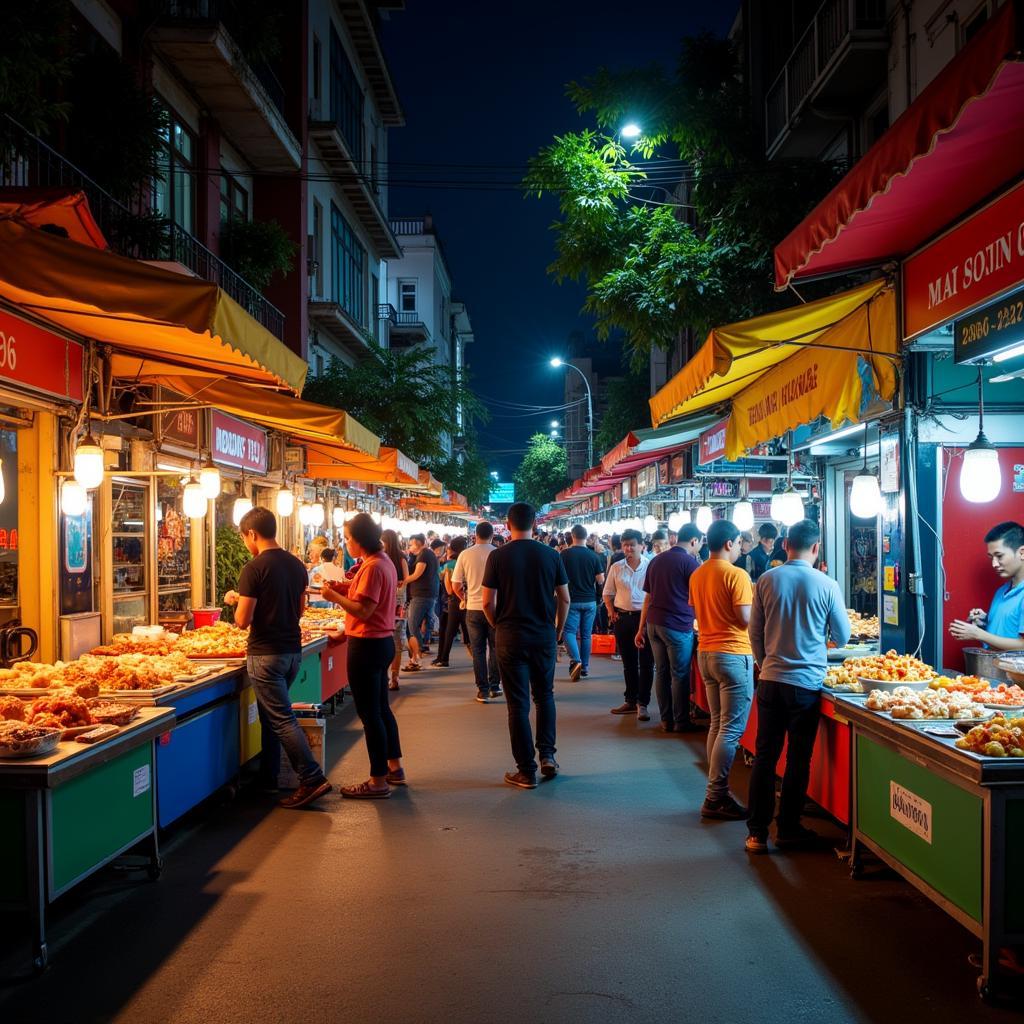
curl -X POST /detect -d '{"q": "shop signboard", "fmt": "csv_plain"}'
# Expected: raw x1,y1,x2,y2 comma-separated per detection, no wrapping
488,481,515,504
903,178,1024,339
0,310,84,403
636,464,658,496
157,390,200,449
952,285,1024,363
698,416,730,466
211,411,267,473
708,480,739,499
669,452,686,483
658,459,669,486
284,446,306,473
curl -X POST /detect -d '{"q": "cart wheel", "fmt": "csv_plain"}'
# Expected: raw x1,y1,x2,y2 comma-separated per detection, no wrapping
147,856,164,881
33,944,48,973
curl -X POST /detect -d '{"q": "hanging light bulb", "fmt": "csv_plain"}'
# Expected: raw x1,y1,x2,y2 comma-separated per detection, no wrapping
277,485,295,517
667,508,690,532
182,475,207,519
73,432,104,489
777,487,805,527
960,367,1002,503
643,514,657,533
732,499,755,531
333,506,345,528
849,425,881,519
60,479,87,517
770,486,787,522
309,500,325,528
199,460,221,499
232,495,253,526
695,504,713,533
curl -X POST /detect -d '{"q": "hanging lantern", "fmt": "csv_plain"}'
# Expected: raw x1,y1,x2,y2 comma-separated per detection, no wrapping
276,485,295,517
309,501,325,528
332,506,345,528
961,440,1001,503
73,433,104,489
232,496,253,526
777,487,805,527
732,499,755,531
182,477,207,519
60,479,87,517
694,504,713,533
199,461,222,499
642,514,657,534
667,508,690,531
770,486,787,522
849,473,882,518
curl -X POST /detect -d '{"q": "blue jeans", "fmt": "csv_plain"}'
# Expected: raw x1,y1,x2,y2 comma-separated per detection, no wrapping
406,596,434,649
563,601,597,670
496,633,557,775
466,610,500,694
647,624,695,727
246,653,324,788
698,651,754,801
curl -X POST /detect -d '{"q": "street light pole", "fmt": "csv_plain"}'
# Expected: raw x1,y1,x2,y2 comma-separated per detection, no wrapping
550,358,593,469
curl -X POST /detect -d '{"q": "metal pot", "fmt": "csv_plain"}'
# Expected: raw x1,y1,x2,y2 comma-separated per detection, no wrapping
963,647,1011,683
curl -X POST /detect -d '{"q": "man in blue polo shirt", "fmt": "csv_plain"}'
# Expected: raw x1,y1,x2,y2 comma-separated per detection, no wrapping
949,521,1024,652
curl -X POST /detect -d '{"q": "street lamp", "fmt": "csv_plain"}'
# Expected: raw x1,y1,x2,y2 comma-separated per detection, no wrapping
620,123,642,140
550,420,559,429
549,357,594,469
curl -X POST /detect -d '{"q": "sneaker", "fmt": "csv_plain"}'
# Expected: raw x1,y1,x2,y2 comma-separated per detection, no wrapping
278,778,332,809
569,660,583,682
745,834,769,854
610,702,637,715
430,660,450,668
775,826,819,849
489,688,503,699
611,654,622,661
701,795,748,821
475,691,490,703
504,770,537,789
540,757,559,778
636,705,651,721
580,669,589,678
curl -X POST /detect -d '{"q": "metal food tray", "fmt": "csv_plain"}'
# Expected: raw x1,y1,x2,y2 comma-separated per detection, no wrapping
0,729,62,759
858,677,935,694
172,664,219,682
185,653,246,662
0,687,61,698
95,682,181,703
982,703,1024,715
879,707,994,724
996,659,1024,684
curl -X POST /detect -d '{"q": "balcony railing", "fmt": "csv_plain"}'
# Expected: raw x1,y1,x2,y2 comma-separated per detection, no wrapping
0,115,285,339
765,0,887,151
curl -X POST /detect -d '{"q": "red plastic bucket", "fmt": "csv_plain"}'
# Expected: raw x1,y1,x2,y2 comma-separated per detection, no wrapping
192,608,222,628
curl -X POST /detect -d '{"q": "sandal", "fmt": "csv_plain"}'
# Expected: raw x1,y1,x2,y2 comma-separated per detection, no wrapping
341,781,391,800
389,679,400,691
402,662,421,672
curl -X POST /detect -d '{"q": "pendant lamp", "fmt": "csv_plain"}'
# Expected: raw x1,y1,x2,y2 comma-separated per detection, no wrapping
276,484,295,517
60,479,87,517
182,475,207,519
849,424,882,519
961,366,1001,503
73,431,104,489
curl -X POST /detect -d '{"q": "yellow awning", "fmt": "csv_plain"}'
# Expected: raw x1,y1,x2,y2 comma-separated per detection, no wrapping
0,217,307,393
137,374,379,457
648,279,896,428
305,443,420,487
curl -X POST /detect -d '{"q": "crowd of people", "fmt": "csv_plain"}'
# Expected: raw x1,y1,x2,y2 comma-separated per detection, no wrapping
224,500,852,854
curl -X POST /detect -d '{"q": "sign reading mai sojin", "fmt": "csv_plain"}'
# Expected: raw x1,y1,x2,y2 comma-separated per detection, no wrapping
211,411,267,473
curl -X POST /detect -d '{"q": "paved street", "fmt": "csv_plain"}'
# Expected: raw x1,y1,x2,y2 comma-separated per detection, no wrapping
0,646,1011,1023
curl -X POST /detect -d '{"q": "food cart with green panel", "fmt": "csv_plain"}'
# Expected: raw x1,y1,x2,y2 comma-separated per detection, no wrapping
838,695,1024,1001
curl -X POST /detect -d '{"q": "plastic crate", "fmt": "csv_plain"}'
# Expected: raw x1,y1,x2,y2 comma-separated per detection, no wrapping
591,633,617,655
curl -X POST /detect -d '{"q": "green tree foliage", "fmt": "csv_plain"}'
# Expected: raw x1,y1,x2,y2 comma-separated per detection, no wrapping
525,34,844,366
428,439,491,507
215,526,250,623
302,347,486,466
514,433,569,509
595,367,653,453
220,215,297,292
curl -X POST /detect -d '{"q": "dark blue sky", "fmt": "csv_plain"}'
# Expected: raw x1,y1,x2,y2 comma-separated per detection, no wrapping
381,2,737,478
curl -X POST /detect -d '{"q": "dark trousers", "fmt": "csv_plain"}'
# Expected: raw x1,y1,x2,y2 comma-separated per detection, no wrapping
347,636,402,777
613,610,653,705
496,633,556,775
437,603,467,662
747,679,822,838
465,610,499,693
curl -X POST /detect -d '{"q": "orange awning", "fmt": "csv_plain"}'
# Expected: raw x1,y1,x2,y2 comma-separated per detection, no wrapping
398,495,471,515
305,443,420,487
0,189,107,248
0,217,307,393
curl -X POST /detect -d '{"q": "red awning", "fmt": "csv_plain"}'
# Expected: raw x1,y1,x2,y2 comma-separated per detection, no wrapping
0,189,108,249
774,2,1024,289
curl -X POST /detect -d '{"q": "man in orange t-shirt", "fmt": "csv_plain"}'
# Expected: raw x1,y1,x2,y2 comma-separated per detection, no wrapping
688,519,754,822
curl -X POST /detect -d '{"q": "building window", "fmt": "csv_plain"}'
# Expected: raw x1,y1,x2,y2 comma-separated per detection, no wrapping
331,203,366,325
312,199,324,298
371,271,380,341
218,169,249,224
329,25,364,162
315,350,325,376
399,280,417,313
153,109,195,234
312,34,322,110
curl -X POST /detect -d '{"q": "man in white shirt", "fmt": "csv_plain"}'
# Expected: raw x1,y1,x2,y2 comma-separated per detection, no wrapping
452,521,501,701
602,528,653,721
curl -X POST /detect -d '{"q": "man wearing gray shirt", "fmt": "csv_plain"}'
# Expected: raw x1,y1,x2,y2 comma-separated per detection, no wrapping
745,519,851,854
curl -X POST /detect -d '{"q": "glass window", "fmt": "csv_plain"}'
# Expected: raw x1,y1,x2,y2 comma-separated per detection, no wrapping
153,109,196,235
0,429,18,606
329,25,364,161
219,169,249,224
157,475,191,617
330,203,366,325
399,280,417,313
111,480,150,634
312,35,322,106
312,199,324,298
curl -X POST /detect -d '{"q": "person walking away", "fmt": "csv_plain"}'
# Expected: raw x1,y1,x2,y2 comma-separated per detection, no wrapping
603,528,653,722
636,522,702,732
429,538,447,651
453,522,502,702
688,520,755,821
745,519,851,852
749,523,778,580
482,502,570,788
560,524,606,681
433,536,469,667
224,508,331,810
403,534,438,672
321,513,405,798
381,529,408,691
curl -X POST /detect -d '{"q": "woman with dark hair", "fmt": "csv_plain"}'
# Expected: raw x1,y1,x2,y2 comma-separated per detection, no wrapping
432,535,469,667
321,513,405,797
381,529,409,690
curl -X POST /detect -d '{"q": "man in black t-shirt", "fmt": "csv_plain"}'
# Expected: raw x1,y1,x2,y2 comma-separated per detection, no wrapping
224,507,331,810
560,524,606,681
404,534,439,670
482,502,570,789
750,523,778,580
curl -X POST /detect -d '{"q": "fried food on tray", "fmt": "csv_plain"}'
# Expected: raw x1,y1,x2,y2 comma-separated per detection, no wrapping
844,650,936,683
0,695,26,721
846,611,880,639
88,702,139,726
0,719,60,750
977,683,1024,706
956,716,1024,757
824,665,865,692
90,633,178,656
866,686,986,719
929,674,989,694
27,691,93,728
176,623,249,658
0,662,62,688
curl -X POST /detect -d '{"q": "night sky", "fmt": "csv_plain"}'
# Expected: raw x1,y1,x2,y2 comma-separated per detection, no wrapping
381,2,736,480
